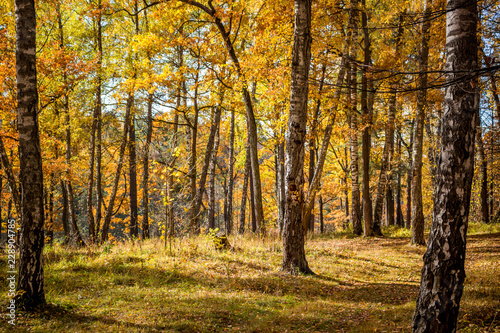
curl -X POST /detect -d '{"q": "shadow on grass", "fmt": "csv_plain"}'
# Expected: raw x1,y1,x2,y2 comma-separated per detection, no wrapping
0,303,170,332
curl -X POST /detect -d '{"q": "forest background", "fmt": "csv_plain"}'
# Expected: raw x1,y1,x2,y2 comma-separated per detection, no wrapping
0,0,500,331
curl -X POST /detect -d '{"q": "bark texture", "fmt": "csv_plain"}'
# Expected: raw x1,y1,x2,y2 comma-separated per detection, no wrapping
15,0,46,309
412,0,478,330
281,0,313,275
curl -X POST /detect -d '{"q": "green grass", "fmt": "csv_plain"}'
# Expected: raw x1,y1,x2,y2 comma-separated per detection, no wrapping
1,226,499,332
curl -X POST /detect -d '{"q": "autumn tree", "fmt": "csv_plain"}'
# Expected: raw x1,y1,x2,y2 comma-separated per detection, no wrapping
14,0,45,309
412,0,478,330
281,0,313,275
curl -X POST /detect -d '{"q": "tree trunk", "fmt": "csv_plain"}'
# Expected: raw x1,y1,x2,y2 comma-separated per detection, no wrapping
86,0,102,244
319,195,324,234
60,180,70,243
0,133,20,214
281,0,313,275
396,129,405,227
188,76,200,234
412,0,478,330
477,127,489,223
275,141,286,235
142,93,154,239
249,163,257,233
239,150,250,234
100,93,133,243
411,0,431,246
208,118,220,231
406,121,414,229
360,0,373,237
226,107,236,234
15,0,45,309
128,117,138,238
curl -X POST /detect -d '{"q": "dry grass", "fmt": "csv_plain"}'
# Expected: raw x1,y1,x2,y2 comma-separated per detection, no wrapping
1,224,499,332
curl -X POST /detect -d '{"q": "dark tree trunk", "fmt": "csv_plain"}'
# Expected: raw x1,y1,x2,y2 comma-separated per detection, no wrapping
86,0,102,244
0,133,20,214
188,76,200,234
278,142,286,235
208,119,220,231
14,0,45,309
142,93,154,239
406,121,414,229
226,107,235,234
239,149,250,234
477,127,489,223
129,117,138,238
250,167,257,233
361,0,373,236
396,129,405,227
411,0,431,246
60,180,70,243
412,0,478,330
281,0,313,275
319,195,324,234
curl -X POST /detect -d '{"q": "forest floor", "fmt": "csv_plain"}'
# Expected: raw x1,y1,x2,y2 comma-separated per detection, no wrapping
1,223,499,333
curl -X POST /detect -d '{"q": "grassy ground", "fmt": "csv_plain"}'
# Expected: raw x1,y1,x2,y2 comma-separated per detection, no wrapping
1,223,499,332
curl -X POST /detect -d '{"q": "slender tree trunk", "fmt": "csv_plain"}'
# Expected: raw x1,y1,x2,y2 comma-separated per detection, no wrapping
281,0,313,275
344,172,350,228
239,150,250,234
129,117,138,238
361,0,373,236
189,78,200,234
276,141,286,235
86,93,97,243
278,141,286,235
60,180,70,243
396,129,405,227
412,0,478,329
226,106,235,234
208,119,220,231
308,63,327,233
0,176,2,241
86,0,102,244
406,121,414,229
319,195,324,234
100,93,133,243
15,0,45,309
249,164,257,233
0,133,20,214
47,176,54,244
411,0,431,246
142,93,153,239
477,127,489,223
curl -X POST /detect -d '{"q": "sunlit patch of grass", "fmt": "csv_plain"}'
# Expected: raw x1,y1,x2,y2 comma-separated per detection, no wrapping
1,230,498,332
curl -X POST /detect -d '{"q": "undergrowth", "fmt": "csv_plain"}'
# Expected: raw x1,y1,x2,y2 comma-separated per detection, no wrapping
1,225,499,332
